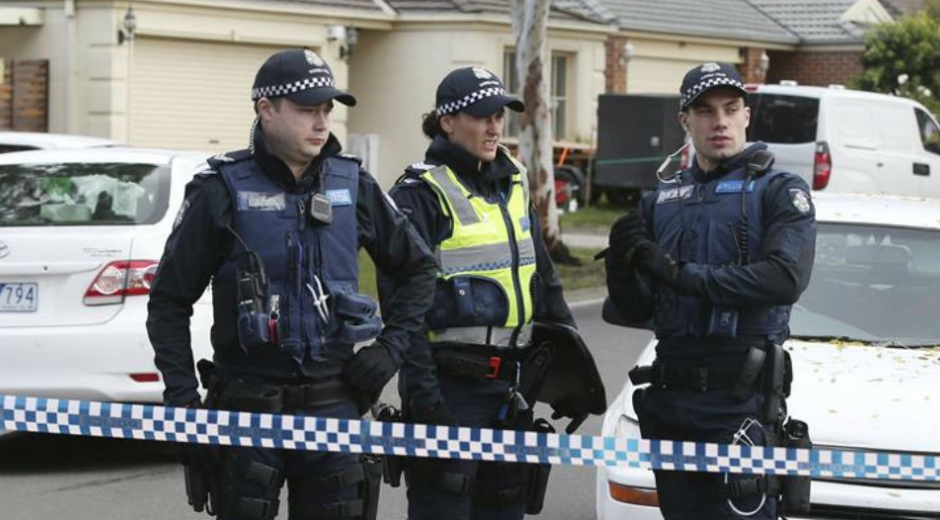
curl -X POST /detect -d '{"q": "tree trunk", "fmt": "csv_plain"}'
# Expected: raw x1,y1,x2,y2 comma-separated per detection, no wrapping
510,0,579,265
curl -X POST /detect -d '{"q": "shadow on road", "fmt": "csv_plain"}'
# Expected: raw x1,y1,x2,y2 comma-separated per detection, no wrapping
0,432,175,474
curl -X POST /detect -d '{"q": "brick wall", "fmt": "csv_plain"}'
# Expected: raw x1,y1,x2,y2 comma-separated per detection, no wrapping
766,50,863,87
605,36,628,93
738,47,769,84
0,59,48,132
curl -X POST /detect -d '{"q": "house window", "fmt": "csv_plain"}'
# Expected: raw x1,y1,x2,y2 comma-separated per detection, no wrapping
503,49,521,138
551,53,571,140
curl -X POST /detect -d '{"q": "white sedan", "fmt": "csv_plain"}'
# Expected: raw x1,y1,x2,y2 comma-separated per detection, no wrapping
597,192,940,519
0,148,213,405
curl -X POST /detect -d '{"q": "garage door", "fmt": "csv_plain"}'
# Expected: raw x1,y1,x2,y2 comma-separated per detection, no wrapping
129,38,285,152
627,57,706,94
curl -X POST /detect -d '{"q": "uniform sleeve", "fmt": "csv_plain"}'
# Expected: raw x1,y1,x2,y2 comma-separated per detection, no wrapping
377,179,447,411
146,175,230,406
604,193,657,323
530,206,576,328
357,170,438,370
674,173,817,306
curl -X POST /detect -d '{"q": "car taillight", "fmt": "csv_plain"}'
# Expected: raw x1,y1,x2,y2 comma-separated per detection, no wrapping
83,260,159,306
813,141,831,190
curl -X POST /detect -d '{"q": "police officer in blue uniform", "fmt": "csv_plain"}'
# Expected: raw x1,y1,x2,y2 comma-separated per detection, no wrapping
379,67,576,520
147,49,437,520
605,63,817,520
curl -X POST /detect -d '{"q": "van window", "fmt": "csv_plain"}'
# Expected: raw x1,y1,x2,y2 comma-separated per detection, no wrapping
0,162,170,227
915,108,940,156
746,94,819,144
0,145,38,154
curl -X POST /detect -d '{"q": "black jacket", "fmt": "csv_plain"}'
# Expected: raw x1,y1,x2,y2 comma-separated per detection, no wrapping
606,143,816,364
147,127,437,406
381,135,576,410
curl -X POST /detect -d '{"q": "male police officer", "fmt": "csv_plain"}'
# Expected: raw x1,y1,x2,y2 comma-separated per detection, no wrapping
605,62,816,519
147,49,437,520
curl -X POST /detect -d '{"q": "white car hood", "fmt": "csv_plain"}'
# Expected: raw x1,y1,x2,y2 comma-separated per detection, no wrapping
787,339,940,453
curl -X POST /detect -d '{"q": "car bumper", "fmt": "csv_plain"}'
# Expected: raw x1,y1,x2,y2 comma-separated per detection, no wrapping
597,462,940,520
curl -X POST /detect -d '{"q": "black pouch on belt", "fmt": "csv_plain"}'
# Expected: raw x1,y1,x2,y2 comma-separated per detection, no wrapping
780,418,812,515
525,418,555,515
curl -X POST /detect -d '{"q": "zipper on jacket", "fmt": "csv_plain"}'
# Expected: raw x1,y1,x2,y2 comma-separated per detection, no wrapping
499,201,526,337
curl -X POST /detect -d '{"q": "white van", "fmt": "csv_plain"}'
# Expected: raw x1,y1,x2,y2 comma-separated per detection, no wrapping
745,83,940,196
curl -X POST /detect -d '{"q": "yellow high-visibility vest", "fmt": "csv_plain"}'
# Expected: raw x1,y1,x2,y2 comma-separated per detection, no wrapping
415,152,536,345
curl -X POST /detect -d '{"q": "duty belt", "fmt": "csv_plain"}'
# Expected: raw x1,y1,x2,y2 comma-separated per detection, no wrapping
628,362,754,394
429,324,533,348
433,348,524,382
218,376,353,413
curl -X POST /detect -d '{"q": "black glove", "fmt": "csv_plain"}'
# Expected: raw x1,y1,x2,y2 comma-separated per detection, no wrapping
409,402,457,427
343,344,398,395
170,400,216,471
633,240,680,288
609,213,649,268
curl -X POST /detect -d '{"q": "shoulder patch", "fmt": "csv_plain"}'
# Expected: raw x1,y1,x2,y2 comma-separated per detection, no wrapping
789,188,812,214
207,149,251,169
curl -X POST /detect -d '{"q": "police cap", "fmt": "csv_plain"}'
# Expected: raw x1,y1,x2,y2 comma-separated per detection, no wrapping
251,49,357,107
680,62,746,110
435,67,525,118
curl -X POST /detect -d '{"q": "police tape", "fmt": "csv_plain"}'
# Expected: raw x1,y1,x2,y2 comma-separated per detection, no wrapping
2,394,938,482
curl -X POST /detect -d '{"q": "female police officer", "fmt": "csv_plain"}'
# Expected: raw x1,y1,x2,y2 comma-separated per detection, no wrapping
147,49,437,520
378,67,576,520
605,62,817,519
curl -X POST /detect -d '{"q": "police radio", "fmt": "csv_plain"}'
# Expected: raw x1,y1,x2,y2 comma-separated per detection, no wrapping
228,226,275,350
308,192,332,225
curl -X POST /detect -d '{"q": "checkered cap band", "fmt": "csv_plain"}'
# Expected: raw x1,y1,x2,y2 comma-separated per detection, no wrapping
252,76,336,101
436,87,507,116
682,77,745,107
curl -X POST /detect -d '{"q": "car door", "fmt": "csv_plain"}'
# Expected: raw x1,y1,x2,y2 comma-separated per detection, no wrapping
914,107,940,197
871,102,923,196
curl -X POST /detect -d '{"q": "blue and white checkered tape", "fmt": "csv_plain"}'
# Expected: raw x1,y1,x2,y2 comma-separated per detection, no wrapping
2,394,938,482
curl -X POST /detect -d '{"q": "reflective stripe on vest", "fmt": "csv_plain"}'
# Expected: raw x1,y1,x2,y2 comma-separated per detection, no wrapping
418,158,536,336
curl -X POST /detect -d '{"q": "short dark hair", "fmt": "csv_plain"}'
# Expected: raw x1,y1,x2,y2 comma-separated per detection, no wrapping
422,110,446,139
253,97,285,115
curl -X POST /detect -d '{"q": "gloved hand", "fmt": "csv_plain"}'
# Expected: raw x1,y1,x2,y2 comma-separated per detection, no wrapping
633,240,680,288
410,402,457,427
170,399,216,471
343,344,398,395
608,213,649,268
549,396,583,421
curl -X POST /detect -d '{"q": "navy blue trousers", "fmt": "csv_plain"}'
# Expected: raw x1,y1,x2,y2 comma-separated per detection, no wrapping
403,375,532,520
634,387,778,520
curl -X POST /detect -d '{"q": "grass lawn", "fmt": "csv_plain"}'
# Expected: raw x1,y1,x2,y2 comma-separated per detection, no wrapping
357,246,605,299
560,204,625,234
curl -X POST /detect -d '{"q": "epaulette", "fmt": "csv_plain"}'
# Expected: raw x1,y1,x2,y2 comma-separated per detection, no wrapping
336,153,363,165
207,149,252,169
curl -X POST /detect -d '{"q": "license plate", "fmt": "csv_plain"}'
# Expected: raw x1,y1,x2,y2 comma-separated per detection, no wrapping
0,282,38,312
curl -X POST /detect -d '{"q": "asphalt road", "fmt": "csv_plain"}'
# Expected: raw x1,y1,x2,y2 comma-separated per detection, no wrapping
0,299,653,520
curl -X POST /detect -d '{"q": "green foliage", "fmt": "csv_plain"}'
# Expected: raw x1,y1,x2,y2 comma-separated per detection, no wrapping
853,11,940,116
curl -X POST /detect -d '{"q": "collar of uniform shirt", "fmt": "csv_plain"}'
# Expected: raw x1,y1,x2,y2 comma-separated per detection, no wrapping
691,142,768,183
251,125,341,194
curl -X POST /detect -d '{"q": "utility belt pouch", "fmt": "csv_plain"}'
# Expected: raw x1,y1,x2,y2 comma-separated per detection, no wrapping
360,454,383,520
731,347,766,400
707,307,739,338
763,343,787,425
780,418,812,515
526,418,555,515
371,403,405,488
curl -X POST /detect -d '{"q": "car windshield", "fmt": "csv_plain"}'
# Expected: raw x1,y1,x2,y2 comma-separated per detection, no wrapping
0,162,170,226
791,222,940,347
